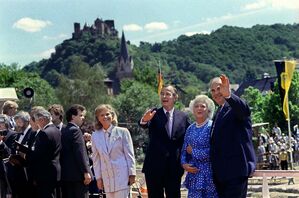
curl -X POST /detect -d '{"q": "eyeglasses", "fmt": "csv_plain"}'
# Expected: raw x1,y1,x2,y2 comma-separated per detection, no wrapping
160,92,173,97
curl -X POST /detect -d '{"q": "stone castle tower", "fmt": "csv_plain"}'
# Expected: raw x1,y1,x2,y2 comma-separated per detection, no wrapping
72,18,118,39
116,31,134,80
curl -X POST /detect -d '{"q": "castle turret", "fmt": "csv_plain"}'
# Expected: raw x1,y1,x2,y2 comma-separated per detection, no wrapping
72,22,81,39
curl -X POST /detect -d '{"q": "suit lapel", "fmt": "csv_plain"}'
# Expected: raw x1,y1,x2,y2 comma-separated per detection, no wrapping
156,108,169,138
98,131,109,155
212,103,230,139
107,126,117,154
21,129,32,145
171,110,178,139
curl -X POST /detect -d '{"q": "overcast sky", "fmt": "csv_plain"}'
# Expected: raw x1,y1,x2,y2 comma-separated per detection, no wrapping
0,0,298,66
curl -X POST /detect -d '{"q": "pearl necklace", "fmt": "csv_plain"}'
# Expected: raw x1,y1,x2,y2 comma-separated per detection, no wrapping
195,119,209,128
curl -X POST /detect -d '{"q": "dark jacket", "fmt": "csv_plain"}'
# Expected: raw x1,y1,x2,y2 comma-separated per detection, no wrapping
210,93,256,182
60,123,91,182
139,107,190,177
27,124,61,183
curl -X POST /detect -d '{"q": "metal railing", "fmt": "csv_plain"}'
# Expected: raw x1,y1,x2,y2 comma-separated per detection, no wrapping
251,170,299,198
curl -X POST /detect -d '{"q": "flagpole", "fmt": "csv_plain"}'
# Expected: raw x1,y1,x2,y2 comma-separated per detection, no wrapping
286,93,294,169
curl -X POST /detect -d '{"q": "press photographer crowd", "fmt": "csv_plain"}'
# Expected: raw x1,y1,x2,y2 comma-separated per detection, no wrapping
0,101,133,198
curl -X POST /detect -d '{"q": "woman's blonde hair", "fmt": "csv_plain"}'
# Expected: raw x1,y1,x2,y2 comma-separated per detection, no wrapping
94,104,118,130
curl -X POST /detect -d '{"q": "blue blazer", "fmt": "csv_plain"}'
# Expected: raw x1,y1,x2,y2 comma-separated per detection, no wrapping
139,107,190,177
210,94,256,182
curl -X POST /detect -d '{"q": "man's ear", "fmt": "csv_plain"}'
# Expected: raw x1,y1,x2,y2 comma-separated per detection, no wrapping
174,94,179,101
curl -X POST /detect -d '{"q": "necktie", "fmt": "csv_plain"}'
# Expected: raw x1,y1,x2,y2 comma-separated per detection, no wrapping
166,112,171,138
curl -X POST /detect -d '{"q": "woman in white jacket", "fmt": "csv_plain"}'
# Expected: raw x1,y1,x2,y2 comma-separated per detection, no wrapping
91,104,136,198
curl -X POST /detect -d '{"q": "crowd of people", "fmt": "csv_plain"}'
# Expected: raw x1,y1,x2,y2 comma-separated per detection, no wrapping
0,74,257,198
257,123,299,170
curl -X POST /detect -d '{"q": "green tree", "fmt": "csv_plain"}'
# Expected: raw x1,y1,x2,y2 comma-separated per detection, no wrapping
112,80,160,123
242,71,299,132
0,63,58,110
55,56,110,119
112,80,160,163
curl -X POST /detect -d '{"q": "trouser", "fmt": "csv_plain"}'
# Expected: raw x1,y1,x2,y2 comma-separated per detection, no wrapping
61,181,89,198
214,176,248,198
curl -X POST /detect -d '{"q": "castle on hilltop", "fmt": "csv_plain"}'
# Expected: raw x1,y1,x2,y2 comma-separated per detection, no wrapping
71,18,133,95
72,18,118,39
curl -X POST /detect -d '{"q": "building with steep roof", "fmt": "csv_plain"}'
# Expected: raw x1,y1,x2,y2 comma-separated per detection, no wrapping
116,31,134,80
104,31,134,95
234,75,276,96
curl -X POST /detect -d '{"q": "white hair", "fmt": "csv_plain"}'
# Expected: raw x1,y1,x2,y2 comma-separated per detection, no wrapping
189,95,215,119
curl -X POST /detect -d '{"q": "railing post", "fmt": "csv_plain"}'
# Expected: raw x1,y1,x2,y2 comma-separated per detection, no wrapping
262,173,270,198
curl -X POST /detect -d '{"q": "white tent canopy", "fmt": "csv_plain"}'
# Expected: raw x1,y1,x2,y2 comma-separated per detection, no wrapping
0,88,18,101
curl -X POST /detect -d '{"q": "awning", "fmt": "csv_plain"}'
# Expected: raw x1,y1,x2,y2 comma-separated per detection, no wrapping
0,88,18,101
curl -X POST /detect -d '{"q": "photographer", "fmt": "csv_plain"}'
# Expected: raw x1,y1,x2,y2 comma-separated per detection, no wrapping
9,111,34,198
0,114,17,198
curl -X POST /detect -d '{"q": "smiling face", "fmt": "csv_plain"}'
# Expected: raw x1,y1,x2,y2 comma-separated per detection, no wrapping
193,102,209,122
210,78,226,106
96,108,112,130
160,86,177,111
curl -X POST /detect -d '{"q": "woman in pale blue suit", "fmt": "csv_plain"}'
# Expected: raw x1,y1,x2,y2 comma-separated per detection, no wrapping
181,95,218,198
91,104,136,198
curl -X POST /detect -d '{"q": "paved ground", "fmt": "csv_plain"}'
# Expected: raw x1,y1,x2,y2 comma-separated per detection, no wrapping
133,169,299,198
247,177,299,198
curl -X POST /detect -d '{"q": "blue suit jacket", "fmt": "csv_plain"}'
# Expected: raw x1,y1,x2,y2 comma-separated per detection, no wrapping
139,107,190,177
210,94,256,182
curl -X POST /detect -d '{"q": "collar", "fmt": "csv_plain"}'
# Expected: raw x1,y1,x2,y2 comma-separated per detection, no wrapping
69,121,79,128
101,124,114,137
163,108,174,117
22,125,31,135
102,124,114,134
57,122,63,130
43,122,53,130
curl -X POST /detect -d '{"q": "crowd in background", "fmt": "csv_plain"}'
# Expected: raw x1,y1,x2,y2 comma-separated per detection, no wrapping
257,123,299,170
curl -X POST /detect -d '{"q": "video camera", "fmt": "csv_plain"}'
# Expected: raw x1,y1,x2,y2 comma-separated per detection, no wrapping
0,129,8,137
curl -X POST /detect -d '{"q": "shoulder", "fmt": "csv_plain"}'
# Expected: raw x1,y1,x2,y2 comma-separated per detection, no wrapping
44,124,60,134
64,123,80,133
153,107,164,116
91,129,102,139
114,126,130,134
186,123,195,132
174,109,188,117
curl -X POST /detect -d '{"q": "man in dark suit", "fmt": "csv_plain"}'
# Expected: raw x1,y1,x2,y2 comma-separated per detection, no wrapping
139,85,190,198
0,114,17,198
60,104,92,198
27,108,61,198
210,75,256,198
8,111,34,198
48,104,65,198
